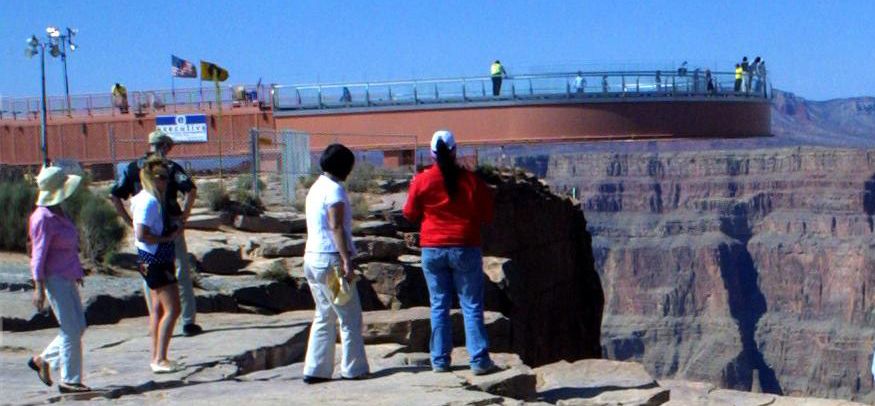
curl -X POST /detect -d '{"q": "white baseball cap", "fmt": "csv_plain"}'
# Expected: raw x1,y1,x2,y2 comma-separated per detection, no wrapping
430,130,456,155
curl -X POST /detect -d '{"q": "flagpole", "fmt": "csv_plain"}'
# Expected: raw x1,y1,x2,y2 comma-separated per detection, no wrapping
171,75,177,113
215,79,224,181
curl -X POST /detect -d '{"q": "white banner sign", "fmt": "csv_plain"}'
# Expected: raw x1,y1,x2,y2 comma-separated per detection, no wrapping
156,114,207,143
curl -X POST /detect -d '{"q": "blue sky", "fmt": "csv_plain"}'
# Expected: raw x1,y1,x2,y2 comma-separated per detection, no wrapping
1,0,873,101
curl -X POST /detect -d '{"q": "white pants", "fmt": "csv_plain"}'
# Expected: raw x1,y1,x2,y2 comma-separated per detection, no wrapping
302,252,369,379
42,276,87,384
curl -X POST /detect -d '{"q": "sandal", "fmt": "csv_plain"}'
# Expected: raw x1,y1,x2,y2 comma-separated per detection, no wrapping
27,357,53,386
58,382,92,393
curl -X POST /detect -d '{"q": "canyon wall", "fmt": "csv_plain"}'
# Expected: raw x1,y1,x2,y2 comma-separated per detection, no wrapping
545,147,875,402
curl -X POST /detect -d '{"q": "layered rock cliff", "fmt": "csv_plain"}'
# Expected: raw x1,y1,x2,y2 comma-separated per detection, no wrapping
545,147,875,402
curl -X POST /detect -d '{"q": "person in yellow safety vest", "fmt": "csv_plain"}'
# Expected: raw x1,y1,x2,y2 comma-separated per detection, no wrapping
490,60,507,96
734,64,743,93
111,83,129,114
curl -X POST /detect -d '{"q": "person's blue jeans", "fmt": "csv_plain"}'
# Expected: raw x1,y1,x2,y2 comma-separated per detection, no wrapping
421,247,492,370
42,275,87,384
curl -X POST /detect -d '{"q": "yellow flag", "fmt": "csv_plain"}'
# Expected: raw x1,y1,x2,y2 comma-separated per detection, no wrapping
200,60,229,82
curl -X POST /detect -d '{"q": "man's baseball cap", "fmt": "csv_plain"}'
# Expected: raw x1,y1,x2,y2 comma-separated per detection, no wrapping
430,130,456,154
148,129,174,145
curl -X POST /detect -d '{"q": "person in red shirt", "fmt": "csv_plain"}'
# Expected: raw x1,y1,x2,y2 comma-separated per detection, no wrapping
403,130,498,375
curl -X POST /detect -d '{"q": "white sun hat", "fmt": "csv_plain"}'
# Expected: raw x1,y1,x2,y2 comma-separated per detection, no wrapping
35,166,82,207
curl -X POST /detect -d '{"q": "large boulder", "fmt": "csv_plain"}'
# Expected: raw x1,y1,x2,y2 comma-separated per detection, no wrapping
352,220,397,237
186,213,230,231
358,262,428,310
251,236,307,258
188,238,248,275
234,212,307,234
353,236,407,262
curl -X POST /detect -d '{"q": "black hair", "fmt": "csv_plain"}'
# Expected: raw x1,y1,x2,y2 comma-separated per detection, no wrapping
435,139,460,199
320,143,355,181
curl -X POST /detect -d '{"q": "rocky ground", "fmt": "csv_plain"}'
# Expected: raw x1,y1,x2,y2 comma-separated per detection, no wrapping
1,167,867,405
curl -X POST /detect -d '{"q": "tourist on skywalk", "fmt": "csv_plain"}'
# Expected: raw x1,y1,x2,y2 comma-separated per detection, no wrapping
27,166,91,393
403,130,500,376
490,60,508,96
131,155,183,373
741,57,750,93
758,60,768,97
301,143,370,384
748,57,761,94
111,82,129,114
602,75,609,93
734,64,743,93
574,72,586,94
705,70,715,95
110,130,202,338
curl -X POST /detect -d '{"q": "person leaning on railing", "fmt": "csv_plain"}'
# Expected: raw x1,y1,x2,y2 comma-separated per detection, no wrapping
490,60,508,96
111,83,129,114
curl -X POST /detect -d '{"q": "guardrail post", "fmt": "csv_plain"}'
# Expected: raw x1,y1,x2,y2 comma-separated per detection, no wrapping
389,86,394,102
528,78,533,95
481,81,485,97
566,80,570,98
414,82,419,103
366,85,371,106
250,128,259,197
462,79,467,101
318,86,323,108
434,84,438,100
636,77,640,93
511,82,516,98
622,75,626,94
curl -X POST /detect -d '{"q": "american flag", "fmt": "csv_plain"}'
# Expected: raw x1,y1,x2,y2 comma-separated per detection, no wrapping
171,55,197,78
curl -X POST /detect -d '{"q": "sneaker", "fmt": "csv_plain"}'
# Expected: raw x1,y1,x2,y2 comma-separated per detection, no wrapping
150,361,180,374
58,382,92,393
302,375,332,384
183,324,203,337
471,362,503,376
432,365,451,373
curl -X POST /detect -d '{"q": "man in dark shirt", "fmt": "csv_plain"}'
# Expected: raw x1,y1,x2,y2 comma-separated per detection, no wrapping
110,129,202,336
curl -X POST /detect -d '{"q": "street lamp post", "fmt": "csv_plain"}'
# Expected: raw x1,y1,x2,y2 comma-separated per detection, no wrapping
26,35,50,166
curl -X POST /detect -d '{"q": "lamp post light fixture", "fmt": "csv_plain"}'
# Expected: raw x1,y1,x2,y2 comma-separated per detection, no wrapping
46,26,78,117
25,34,50,166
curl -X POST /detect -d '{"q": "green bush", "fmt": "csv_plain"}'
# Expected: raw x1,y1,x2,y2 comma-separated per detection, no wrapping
75,190,126,264
349,193,370,220
260,260,293,283
200,182,231,212
346,162,379,193
0,180,37,251
0,177,124,264
65,183,125,264
297,173,319,190
235,174,266,196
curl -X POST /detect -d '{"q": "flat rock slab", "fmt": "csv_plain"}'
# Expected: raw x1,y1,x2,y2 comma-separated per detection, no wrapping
556,387,670,406
0,311,314,405
535,359,659,403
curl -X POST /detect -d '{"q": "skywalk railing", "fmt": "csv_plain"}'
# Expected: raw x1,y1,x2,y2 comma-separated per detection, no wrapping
272,70,771,111
0,69,770,120
0,83,271,120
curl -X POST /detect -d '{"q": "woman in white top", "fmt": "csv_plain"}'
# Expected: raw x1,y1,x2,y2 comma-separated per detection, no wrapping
130,155,182,373
302,143,369,383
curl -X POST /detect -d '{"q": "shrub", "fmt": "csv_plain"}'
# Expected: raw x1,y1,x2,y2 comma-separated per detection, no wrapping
235,174,266,196
260,260,293,283
76,193,126,264
200,182,231,212
65,183,125,264
0,180,37,251
346,162,378,193
349,193,370,220
298,173,319,190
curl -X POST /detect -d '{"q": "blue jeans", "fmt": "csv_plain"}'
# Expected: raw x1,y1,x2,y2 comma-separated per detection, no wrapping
421,247,492,370
42,276,87,384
